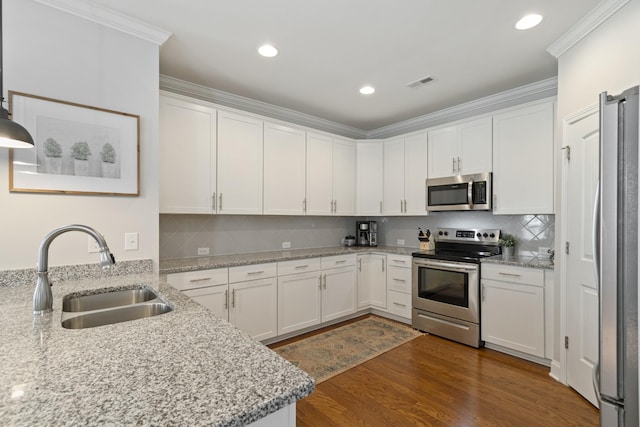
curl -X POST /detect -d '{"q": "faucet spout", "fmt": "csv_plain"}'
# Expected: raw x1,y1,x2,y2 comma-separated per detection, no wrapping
33,224,116,315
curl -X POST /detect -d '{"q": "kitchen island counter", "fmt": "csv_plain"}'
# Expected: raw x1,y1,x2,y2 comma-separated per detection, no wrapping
0,273,313,426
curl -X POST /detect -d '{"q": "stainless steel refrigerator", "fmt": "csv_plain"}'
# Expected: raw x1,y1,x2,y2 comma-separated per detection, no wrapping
595,85,639,426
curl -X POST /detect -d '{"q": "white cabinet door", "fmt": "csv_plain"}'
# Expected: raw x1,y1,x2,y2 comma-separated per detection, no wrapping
277,271,322,335
369,255,387,309
159,94,216,214
382,137,405,215
481,279,545,357
459,117,492,175
217,110,264,214
229,277,278,341
356,255,371,309
403,132,428,215
427,126,458,179
306,132,333,215
492,101,554,214
428,117,492,179
356,141,383,216
321,266,356,322
182,285,228,320
263,122,306,215
332,138,356,215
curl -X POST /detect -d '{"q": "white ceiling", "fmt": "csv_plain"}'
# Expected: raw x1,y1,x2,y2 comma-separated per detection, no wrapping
93,0,600,131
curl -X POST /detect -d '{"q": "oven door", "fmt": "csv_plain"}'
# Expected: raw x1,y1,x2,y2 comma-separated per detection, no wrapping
412,258,479,324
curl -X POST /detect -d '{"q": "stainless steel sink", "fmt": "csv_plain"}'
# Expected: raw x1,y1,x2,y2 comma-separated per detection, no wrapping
61,303,173,329
61,286,173,329
63,288,158,312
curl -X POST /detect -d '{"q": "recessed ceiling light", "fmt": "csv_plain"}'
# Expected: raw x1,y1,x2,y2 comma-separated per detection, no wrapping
258,44,278,58
515,14,543,30
360,86,375,95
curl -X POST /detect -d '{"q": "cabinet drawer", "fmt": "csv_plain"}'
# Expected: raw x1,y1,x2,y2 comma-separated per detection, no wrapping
387,265,411,294
278,258,321,276
321,254,356,270
166,268,228,291
386,290,411,319
387,255,411,268
481,264,544,287
229,262,277,283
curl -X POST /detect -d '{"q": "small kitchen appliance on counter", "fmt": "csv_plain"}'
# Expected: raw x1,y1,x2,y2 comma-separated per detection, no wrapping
356,221,377,247
412,227,501,348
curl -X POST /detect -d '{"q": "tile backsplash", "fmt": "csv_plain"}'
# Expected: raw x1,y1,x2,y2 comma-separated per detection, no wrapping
160,212,554,260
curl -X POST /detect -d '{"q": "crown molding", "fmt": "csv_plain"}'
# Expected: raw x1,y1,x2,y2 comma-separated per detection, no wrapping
34,0,171,45
159,75,367,139
367,78,558,139
547,0,629,58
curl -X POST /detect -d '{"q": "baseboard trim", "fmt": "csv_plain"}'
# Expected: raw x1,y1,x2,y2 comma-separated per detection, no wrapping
484,342,551,367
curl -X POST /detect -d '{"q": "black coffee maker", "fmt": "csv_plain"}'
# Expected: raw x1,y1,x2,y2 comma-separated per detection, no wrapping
356,221,377,246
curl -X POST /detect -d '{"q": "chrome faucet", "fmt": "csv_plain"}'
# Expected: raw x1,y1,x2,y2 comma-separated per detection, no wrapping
33,224,116,315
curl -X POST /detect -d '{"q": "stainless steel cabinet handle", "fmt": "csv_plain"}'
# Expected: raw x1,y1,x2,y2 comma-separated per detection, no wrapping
493,194,497,209
380,201,382,214
382,258,385,272
219,193,223,211
358,258,362,272
303,199,306,213
247,270,265,275
457,156,461,173
231,289,235,308
498,272,521,278
224,289,228,309
400,200,403,212
212,192,216,210
404,200,407,213
295,265,309,269
335,260,347,264
323,274,327,289
393,302,407,307
189,277,213,283
392,259,407,263
318,275,322,289
452,157,456,174
393,278,406,282
482,284,485,302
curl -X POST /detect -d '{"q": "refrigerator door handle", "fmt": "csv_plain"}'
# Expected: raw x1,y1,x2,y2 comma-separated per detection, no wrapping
592,361,602,403
592,181,600,287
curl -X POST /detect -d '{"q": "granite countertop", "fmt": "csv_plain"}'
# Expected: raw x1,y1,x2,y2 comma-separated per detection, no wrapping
482,255,554,270
0,274,314,426
160,245,417,274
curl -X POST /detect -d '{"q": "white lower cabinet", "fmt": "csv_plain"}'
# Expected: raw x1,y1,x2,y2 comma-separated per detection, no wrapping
321,255,357,322
481,264,546,358
229,276,278,341
166,268,229,319
357,254,386,309
277,259,322,335
384,255,412,319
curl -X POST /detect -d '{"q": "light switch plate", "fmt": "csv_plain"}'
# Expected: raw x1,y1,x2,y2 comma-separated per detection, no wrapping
282,241,291,249
397,239,405,246
197,247,210,256
124,232,139,251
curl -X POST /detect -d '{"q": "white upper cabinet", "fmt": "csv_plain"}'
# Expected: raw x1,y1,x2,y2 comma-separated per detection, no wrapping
306,133,356,215
356,141,383,216
428,117,492,178
159,94,217,214
217,110,264,214
492,100,554,215
382,132,428,215
263,122,306,215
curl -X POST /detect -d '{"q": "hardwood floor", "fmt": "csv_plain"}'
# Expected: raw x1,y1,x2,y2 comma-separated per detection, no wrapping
271,318,599,426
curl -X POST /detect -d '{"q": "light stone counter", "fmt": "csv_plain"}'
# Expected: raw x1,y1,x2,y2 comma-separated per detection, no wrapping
0,273,314,426
160,245,417,274
482,255,554,270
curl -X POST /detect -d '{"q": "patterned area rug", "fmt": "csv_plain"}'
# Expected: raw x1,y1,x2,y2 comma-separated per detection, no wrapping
272,316,423,383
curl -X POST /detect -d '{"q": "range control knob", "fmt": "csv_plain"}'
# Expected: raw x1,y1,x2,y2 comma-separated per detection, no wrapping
444,231,449,236
483,233,488,238
489,233,496,238
438,231,444,236
476,232,482,238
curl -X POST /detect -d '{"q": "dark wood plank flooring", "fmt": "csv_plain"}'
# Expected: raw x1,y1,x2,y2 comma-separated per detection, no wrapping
270,317,599,427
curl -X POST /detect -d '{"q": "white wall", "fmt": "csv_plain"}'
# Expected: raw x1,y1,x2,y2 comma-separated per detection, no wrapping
555,0,640,368
0,0,160,270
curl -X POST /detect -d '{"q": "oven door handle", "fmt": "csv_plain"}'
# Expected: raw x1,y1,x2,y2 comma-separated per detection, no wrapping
415,260,478,273
467,179,474,209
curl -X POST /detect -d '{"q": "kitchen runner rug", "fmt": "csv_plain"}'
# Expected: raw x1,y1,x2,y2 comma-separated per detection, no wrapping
272,316,423,384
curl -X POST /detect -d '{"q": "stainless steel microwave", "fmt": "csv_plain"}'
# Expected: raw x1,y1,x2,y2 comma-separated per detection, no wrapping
426,172,492,211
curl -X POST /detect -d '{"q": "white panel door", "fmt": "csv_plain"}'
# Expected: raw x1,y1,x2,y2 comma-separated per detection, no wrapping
263,122,306,215
306,132,333,215
356,255,372,309
459,117,492,175
217,110,264,214
277,271,322,335
382,137,405,215
322,266,357,322
229,277,277,341
565,108,600,406
427,126,457,178
182,285,228,320
369,254,387,309
332,138,356,215
159,95,216,214
356,141,383,216
403,132,428,215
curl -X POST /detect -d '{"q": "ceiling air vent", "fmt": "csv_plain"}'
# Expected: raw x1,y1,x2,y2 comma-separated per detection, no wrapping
407,75,435,89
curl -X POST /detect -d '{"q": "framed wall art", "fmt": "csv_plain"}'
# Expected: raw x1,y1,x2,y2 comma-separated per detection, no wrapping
8,91,140,196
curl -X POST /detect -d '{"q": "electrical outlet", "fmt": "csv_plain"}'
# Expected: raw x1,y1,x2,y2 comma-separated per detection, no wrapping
538,247,551,258
124,232,139,251
397,239,405,246
282,241,291,249
88,236,100,253
197,247,210,256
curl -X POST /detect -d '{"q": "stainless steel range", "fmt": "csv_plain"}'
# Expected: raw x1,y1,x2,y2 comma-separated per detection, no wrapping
412,228,501,348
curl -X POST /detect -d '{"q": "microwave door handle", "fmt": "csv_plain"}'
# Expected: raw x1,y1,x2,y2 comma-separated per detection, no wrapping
467,180,474,209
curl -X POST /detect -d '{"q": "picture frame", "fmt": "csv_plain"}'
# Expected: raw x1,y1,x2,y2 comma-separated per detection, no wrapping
8,91,140,196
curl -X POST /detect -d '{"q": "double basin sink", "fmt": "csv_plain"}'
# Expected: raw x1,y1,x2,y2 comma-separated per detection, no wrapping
61,286,173,329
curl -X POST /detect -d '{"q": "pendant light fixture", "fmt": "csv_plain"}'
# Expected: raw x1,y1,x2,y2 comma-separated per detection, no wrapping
0,0,33,148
